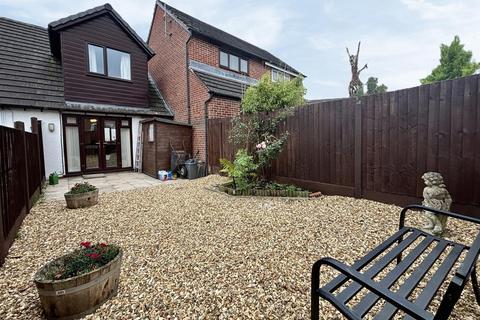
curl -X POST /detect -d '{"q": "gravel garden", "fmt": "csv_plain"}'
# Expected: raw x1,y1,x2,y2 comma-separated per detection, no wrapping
0,175,479,319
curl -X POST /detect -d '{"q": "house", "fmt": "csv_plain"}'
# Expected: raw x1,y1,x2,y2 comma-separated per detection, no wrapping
147,1,304,162
0,4,173,176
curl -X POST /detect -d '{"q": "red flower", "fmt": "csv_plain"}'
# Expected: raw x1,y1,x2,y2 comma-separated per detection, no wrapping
86,253,101,260
99,243,107,248
80,241,91,248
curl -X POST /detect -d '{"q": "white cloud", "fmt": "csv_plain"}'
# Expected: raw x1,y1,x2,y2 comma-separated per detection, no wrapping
308,34,336,51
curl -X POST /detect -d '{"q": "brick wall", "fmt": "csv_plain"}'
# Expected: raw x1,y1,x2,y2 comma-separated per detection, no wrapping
188,37,268,81
188,70,210,160
148,5,190,123
208,96,241,119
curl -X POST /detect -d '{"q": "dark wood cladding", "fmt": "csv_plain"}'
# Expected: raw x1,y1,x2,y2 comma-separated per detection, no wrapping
60,14,149,107
142,119,192,178
208,74,480,217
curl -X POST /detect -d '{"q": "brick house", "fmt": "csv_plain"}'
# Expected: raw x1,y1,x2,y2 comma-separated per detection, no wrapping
148,1,304,163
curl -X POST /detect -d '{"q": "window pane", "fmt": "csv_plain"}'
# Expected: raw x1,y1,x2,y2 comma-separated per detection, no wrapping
66,117,77,124
229,55,239,71
220,51,229,67
121,128,132,168
88,44,104,74
148,123,154,142
107,48,131,80
121,120,129,126
272,69,278,81
240,59,248,73
65,126,81,172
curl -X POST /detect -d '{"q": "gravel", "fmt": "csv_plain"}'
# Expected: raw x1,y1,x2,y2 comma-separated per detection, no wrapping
0,175,478,319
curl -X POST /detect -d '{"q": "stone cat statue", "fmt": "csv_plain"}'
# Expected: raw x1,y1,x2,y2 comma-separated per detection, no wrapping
422,172,452,236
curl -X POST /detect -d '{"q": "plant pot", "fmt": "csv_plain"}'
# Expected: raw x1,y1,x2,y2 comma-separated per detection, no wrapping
34,249,123,320
64,189,98,209
49,175,59,185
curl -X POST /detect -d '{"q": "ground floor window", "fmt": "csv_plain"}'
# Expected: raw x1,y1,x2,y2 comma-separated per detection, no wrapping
63,115,132,174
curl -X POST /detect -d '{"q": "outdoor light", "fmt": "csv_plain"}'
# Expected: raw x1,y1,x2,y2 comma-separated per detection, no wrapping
48,123,55,132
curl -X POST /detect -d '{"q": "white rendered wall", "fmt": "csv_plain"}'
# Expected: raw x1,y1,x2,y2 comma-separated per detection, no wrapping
0,109,64,176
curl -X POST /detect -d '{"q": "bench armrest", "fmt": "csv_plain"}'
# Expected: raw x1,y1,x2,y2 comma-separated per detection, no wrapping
456,232,480,280
399,205,480,230
313,257,433,320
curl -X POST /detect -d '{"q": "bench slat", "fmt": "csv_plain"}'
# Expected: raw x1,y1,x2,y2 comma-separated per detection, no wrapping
335,230,422,304
372,240,449,319
403,244,464,320
353,236,436,316
322,228,411,293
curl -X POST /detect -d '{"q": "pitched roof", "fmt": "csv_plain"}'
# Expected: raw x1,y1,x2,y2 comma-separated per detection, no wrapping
157,1,303,76
48,3,155,59
0,16,171,117
0,17,65,109
193,70,249,99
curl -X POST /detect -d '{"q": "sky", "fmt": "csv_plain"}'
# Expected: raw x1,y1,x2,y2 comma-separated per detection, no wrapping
1,0,480,99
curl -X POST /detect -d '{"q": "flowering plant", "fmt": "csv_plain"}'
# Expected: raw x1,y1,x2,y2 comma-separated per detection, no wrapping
43,242,120,280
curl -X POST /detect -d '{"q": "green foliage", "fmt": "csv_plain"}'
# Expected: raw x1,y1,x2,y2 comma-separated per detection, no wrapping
66,182,97,194
366,77,388,95
421,36,480,84
220,149,258,191
43,242,120,280
224,74,305,189
241,75,305,114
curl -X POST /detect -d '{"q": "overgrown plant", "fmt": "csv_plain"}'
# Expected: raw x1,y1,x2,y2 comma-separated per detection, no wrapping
220,149,258,191
230,75,305,183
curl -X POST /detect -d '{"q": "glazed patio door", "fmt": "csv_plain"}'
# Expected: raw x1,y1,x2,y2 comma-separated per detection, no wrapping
81,117,121,172
83,117,101,170
64,115,131,174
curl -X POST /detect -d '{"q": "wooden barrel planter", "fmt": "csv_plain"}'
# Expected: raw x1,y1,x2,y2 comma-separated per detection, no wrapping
64,189,98,209
34,249,122,319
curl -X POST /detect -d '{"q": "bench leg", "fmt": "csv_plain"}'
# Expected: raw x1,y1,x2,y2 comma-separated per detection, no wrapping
311,262,321,320
471,265,480,305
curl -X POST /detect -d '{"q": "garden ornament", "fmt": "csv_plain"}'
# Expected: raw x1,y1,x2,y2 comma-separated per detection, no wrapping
421,172,452,236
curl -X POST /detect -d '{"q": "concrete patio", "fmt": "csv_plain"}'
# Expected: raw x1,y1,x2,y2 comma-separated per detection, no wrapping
43,172,177,201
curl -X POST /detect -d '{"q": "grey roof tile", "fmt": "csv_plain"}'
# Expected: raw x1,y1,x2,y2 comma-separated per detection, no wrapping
0,17,65,109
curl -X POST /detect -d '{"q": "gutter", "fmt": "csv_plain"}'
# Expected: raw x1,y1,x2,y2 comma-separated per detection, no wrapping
185,33,192,124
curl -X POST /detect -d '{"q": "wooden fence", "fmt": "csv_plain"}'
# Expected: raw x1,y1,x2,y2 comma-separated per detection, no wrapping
0,118,45,265
207,74,480,217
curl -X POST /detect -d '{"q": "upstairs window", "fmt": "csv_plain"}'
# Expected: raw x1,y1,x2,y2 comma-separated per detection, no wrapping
88,44,104,74
87,44,131,81
271,69,291,82
219,50,248,74
107,48,131,80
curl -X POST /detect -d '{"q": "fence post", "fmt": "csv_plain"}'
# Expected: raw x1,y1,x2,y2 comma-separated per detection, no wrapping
354,98,363,198
14,121,30,213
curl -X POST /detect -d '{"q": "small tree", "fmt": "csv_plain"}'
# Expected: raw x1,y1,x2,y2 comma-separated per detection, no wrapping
366,77,388,95
421,35,480,84
229,75,305,182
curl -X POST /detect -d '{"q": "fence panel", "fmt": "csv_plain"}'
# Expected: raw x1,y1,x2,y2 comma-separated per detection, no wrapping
0,122,44,265
207,74,480,217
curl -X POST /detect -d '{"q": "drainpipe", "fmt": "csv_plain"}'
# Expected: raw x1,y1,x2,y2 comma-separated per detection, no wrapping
185,34,192,124
204,93,213,175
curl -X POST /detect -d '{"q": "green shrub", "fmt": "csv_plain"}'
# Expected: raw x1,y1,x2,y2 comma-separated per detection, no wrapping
66,182,97,194
220,149,258,191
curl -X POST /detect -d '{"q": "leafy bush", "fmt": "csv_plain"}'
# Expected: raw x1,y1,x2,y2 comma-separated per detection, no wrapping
220,149,258,191
43,242,120,280
230,75,305,182
66,182,97,194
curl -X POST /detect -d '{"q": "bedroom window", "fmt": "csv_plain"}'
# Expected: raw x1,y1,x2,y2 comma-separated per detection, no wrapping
88,44,105,74
271,69,291,82
220,50,248,74
87,44,131,80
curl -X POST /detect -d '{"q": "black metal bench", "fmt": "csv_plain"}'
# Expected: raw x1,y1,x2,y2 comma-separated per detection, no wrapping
311,205,480,320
